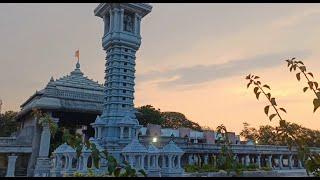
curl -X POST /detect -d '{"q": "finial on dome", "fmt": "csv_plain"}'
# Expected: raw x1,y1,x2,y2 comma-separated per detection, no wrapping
76,61,80,69
50,76,54,82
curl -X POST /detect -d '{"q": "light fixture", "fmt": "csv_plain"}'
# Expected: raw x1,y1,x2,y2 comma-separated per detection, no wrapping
152,137,157,143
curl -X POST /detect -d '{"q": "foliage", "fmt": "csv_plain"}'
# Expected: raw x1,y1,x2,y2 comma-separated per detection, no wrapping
0,111,18,137
136,105,203,131
286,58,320,112
184,164,218,173
136,105,164,126
246,58,320,176
31,109,58,136
215,124,243,176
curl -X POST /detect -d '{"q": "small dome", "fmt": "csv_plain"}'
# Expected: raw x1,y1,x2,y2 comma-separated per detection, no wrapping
53,143,76,154
147,144,160,153
122,138,147,153
162,140,184,154
81,145,92,153
118,114,138,125
94,115,104,125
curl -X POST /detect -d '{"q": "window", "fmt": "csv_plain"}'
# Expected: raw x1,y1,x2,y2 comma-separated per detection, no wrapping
124,69,127,72
122,104,125,108
123,76,127,79
123,83,126,86
124,62,128,65
122,97,126,100
123,90,126,93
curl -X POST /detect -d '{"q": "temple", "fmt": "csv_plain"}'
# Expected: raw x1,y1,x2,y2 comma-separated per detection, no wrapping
0,3,319,177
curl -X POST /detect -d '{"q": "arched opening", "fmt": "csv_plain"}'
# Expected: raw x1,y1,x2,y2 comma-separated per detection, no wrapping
72,157,77,169
61,156,67,169
87,156,93,169
123,127,129,139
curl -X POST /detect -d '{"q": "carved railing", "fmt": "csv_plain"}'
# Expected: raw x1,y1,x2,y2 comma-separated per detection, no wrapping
0,137,17,145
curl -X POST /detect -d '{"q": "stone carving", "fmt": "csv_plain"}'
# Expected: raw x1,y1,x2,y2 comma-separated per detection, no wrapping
124,13,134,32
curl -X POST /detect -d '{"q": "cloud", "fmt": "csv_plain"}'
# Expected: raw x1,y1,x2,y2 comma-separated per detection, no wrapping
137,50,310,88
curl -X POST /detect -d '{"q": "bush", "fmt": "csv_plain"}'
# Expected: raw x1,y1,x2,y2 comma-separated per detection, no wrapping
246,163,258,170
184,164,199,173
261,167,272,171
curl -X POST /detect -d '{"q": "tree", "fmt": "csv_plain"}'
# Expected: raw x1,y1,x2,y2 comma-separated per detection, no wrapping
136,105,164,126
161,112,202,131
0,111,18,137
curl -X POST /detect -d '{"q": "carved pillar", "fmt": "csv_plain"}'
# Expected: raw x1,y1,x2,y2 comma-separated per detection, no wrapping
6,154,18,177
168,155,172,168
109,9,114,32
188,154,193,165
268,155,272,168
82,155,89,172
141,155,145,170
120,8,124,31
156,155,159,168
287,155,292,169
245,155,250,166
256,155,261,169
298,159,303,169
279,155,283,169
204,154,209,165
120,127,124,139
178,155,181,168
162,155,166,168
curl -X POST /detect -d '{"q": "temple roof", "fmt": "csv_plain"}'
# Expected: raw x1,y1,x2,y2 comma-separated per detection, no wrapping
162,140,184,154
147,143,160,153
16,61,104,120
122,138,148,153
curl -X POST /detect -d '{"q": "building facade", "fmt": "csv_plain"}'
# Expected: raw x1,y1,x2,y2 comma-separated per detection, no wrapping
0,3,319,177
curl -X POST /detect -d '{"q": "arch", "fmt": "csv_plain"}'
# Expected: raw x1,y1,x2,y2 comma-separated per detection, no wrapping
72,157,77,169
123,127,129,138
61,155,67,169
87,156,93,169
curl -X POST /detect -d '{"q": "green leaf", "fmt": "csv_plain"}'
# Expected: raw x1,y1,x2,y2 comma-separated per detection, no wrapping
303,87,308,92
313,98,320,113
299,66,306,72
263,84,271,90
270,98,277,106
279,108,287,113
308,81,313,89
247,82,252,88
255,92,261,100
296,73,301,81
266,93,271,100
264,105,270,115
114,167,121,177
269,114,277,121
314,82,318,89
308,72,314,78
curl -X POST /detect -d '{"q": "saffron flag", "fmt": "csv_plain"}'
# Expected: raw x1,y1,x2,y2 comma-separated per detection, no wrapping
75,50,79,60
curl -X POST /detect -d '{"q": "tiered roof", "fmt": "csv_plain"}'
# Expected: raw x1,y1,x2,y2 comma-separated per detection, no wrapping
16,62,104,119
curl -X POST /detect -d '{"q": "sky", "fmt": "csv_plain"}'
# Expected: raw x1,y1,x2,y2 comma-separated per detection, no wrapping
0,3,320,134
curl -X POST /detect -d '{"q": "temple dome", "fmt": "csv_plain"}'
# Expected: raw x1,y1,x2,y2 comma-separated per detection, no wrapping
162,140,184,154
122,138,147,153
53,143,76,154
147,143,160,154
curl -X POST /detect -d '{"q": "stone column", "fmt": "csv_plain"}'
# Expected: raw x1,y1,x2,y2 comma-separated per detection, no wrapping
288,155,293,169
6,154,18,177
245,155,250,166
119,8,124,31
168,155,172,168
256,155,261,169
82,155,89,172
120,127,124,139
141,155,145,170
268,155,272,168
279,155,283,169
188,154,192,164
157,155,160,168
161,155,166,168
204,154,209,165
178,155,181,168
241,156,245,166
298,159,303,169
67,155,73,171
109,9,114,32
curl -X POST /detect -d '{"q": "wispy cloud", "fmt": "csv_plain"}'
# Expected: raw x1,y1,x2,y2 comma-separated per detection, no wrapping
137,50,310,88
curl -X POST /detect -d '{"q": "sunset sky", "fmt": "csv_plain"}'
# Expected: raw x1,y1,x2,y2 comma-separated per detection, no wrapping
1,3,320,134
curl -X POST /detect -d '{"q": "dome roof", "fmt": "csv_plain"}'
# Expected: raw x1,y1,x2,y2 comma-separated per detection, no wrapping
162,140,184,154
118,114,139,125
93,115,105,125
122,138,147,153
53,143,76,154
81,145,92,153
147,144,160,153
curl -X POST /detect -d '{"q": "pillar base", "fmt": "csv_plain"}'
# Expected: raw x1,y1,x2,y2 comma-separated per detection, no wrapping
34,157,51,177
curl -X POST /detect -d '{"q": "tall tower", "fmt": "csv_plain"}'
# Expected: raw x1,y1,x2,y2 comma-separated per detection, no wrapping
92,3,152,157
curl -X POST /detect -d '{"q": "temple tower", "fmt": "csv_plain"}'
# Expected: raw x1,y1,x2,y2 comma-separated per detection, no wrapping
93,3,152,158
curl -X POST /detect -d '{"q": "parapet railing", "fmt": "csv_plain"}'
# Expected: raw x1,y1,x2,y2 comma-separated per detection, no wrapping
0,137,17,145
